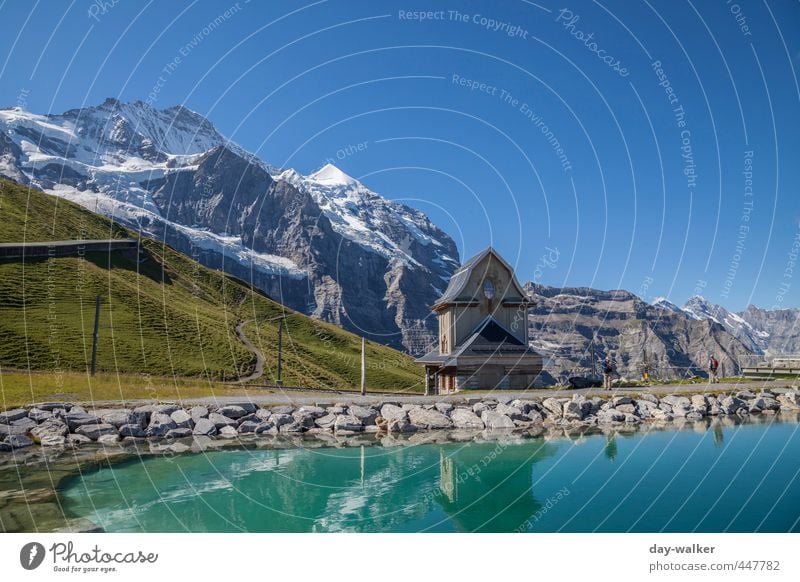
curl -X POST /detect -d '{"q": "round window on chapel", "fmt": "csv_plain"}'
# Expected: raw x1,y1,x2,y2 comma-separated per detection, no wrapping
483,279,495,300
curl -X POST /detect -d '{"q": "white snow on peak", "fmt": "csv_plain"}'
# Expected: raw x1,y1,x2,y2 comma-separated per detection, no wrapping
308,163,356,186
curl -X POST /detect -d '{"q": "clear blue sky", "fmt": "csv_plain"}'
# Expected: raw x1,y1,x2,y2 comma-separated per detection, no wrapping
1,0,799,311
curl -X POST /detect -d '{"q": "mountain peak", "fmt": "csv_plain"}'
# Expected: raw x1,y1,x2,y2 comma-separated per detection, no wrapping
308,163,356,186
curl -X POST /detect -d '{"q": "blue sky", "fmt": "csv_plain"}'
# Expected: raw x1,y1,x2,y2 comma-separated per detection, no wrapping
1,0,799,311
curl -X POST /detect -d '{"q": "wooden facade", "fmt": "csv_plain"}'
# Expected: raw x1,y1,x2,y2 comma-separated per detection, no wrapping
416,247,543,394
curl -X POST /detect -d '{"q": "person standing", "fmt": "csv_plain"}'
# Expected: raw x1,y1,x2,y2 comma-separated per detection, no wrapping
603,356,614,390
708,354,719,384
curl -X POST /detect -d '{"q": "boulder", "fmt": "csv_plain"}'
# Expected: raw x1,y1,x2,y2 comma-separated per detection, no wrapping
612,396,633,407
30,419,69,443
145,413,178,437
562,400,585,421
387,416,416,433
75,423,117,440
292,412,316,429
192,418,218,436
100,410,140,428
208,413,237,429
190,406,209,420
597,409,625,423
10,417,36,432
615,403,636,415
279,422,305,433
297,406,326,418
28,408,53,423
118,424,146,438
5,434,34,449
217,405,248,419
255,408,273,421
480,411,515,430
496,403,527,421
0,408,28,424
691,394,708,409
472,402,490,415
254,422,276,434
380,404,406,422
314,414,338,430
334,414,364,432
662,395,691,408
511,400,539,414
64,412,101,431
165,428,193,439
37,402,73,412
450,408,485,429
153,404,181,415
133,404,157,423
737,390,757,400
348,405,378,425
269,413,295,428
777,392,800,410
226,402,258,414
720,396,746,414
624,413,641,424
0,423,29,437
271,405,295,415
39,434,67,446
170,409,194,429
434,402,454,415
525,410,544,424
408,407,453,430
237,420,261,434
218,426,238,439
542,398,563,417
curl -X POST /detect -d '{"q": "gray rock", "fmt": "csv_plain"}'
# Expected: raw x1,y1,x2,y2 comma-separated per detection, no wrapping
720,396,746,414
297,406,326,418
496,403,527,421
153,404,181,415
511,399,539,414
237,420,261,434
208,412,237,429
133,404,157,423
380,404,406,422
434,402,454,415
450,408,485,429
279,422,306,433
314,414,338,430
542,398,563,417
218,426,238,438
691,394,708,409
525,410,544,423
624,413,641,424
271,405,295,415
118,424,146,438
70,405,87,414
190,406,209,420
165,428,193,439
0,423,29,437
0,408,28,424
408,407,453,429
472,402,490,414
292,412,316,429
101,410,140,428
387,416,417,433
37,402,73,412
254,422,276,434
480,411,515,430
75,423,117,440
612,396,633,407
662,395,692,408
218,405,248,419
39,434,67,446
28,408,53,423
255,408,273,421
562,400,585,421
10,417,37,432
192,418,218,436
5,434,34,448
616,403,637,415
348,405,378,425
269,413,294,428
226,402,258,414
64,412,101,431
30,419,69,443
145,413,178,437
598,409,625,423
334,414,364,432
170,409,194,429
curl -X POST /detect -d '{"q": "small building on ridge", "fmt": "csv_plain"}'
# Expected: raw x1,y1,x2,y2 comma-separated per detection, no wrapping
416,247,543,394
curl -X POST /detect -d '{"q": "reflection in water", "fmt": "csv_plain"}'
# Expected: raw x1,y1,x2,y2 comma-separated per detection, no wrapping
57,413,800,533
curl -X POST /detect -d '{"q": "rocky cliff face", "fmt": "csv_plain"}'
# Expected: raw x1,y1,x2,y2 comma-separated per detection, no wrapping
739,305,800,355
0,100,458,353
526,284,755,383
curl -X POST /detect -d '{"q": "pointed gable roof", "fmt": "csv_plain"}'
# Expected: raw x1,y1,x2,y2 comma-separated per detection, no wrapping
432,246,528,310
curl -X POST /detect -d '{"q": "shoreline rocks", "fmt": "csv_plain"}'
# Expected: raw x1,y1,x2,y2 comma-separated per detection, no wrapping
1,389,799,452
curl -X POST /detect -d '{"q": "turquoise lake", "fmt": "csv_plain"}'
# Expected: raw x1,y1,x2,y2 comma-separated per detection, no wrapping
59,416,800,532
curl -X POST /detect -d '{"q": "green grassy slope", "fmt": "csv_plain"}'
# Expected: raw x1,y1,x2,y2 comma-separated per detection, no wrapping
0,179,423,391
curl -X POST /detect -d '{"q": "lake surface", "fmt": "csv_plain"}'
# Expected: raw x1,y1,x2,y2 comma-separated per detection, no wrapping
59,416,800,532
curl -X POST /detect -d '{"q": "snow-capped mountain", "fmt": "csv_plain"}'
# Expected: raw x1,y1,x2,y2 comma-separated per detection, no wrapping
0,99,459,353
680,296,770,354
651,296,683,314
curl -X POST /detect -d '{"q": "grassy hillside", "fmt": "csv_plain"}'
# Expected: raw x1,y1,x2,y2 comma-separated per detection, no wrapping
0,179,423,393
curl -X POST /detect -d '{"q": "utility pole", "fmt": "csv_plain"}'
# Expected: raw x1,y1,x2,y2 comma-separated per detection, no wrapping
276,318,284,387
360,337,366,396
90,296,101,376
